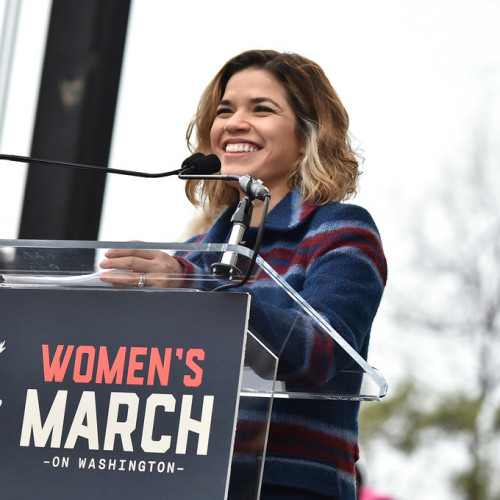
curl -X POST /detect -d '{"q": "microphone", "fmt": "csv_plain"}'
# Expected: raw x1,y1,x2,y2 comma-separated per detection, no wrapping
180,153,221,175
0,152,209,178
178,154,271,284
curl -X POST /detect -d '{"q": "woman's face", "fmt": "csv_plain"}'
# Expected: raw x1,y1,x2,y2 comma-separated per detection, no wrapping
210,68,304,197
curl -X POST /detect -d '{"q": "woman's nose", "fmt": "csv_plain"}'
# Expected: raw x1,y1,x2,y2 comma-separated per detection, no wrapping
224,110,250,132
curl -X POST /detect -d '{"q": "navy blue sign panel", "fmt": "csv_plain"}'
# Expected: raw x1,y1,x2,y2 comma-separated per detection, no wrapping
0,288,249,499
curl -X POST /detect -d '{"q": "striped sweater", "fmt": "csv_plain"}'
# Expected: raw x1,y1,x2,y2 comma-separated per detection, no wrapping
177,188,387,498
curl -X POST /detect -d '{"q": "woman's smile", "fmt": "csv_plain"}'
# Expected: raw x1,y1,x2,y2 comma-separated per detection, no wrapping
223,139,261,155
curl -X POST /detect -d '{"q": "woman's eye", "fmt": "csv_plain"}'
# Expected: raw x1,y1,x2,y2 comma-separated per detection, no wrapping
216,108,232,116
255,106,275,113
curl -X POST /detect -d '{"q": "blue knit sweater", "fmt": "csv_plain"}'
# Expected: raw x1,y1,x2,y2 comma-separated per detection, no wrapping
177,188,387,498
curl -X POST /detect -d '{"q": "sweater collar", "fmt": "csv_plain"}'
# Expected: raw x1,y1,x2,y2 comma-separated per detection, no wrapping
262,187,317,231
206,187,318,243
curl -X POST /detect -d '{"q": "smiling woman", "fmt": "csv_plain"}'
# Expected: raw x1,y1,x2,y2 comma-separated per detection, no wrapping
185,50,360,221
100,49,387,499
209,68,304,215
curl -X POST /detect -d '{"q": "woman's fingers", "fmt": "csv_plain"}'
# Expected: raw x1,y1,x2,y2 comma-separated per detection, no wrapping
100,250,165,271
104,248,158,260
100,255,145,271
99,249,184,288
100,270,144,287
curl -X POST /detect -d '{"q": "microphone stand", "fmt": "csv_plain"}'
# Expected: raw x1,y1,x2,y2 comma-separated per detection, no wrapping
178,171,271,290
212,193,270,292
210,195,253,279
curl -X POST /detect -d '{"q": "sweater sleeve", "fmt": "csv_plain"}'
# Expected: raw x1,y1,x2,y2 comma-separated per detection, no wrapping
245,205,387,388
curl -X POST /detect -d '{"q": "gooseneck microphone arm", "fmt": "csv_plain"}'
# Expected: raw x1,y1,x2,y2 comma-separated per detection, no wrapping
0,152,206,178
179,165,271,290
178,171,270,201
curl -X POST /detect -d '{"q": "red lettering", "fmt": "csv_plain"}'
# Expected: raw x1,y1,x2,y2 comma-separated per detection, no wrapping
42,344,74,382
127,347,148,385
41,344,200,387
183,349,205,387
73,346,96,383
95,346,126,384
147,348,172,386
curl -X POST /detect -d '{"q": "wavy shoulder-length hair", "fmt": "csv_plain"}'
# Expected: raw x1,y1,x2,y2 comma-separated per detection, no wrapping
185,49,360,215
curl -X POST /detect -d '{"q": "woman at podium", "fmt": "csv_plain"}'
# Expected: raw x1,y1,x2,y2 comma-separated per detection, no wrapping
101,50,387,500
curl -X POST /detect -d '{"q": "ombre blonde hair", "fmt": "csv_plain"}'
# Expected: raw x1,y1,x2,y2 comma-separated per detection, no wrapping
185,50,360,216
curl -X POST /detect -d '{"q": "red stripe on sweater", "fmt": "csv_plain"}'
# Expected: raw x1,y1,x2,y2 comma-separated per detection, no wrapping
266,442,356,475
235,419,359,474
261,228,387,284
270,421,357,454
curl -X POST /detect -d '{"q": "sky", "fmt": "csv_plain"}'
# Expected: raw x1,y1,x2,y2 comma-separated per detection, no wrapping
102,0,500,243
1,1,499,498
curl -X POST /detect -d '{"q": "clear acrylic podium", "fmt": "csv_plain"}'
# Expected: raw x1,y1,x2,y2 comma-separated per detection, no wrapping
0,240,387,499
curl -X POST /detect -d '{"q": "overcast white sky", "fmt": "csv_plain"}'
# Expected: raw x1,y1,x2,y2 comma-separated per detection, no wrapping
1,1,499,498
102,0,500,247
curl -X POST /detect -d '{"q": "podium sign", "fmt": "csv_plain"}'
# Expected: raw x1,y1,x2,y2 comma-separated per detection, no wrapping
0,288,250,499
0,238,388,499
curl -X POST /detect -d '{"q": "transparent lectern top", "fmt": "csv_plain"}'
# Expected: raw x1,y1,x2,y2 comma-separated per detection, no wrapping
0,239,387,401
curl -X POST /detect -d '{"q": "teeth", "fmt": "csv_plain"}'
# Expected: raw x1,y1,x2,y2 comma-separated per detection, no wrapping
225,143,258,153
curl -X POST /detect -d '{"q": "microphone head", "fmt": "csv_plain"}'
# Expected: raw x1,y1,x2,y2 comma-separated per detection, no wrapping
185,154,221,175
181,152,204,169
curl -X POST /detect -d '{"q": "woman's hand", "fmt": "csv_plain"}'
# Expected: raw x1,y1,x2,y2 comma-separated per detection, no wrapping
99,248,184,288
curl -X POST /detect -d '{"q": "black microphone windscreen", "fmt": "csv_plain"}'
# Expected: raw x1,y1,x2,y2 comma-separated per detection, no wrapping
181,152,204,168
189,154,221,175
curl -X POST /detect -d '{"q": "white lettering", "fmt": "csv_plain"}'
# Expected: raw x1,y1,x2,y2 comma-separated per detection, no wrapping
51,456,69,468
20,390,214,455
103,392,139,451
64,391,99,449
175,395,214,455
141,394,176,453
20,389,67,447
